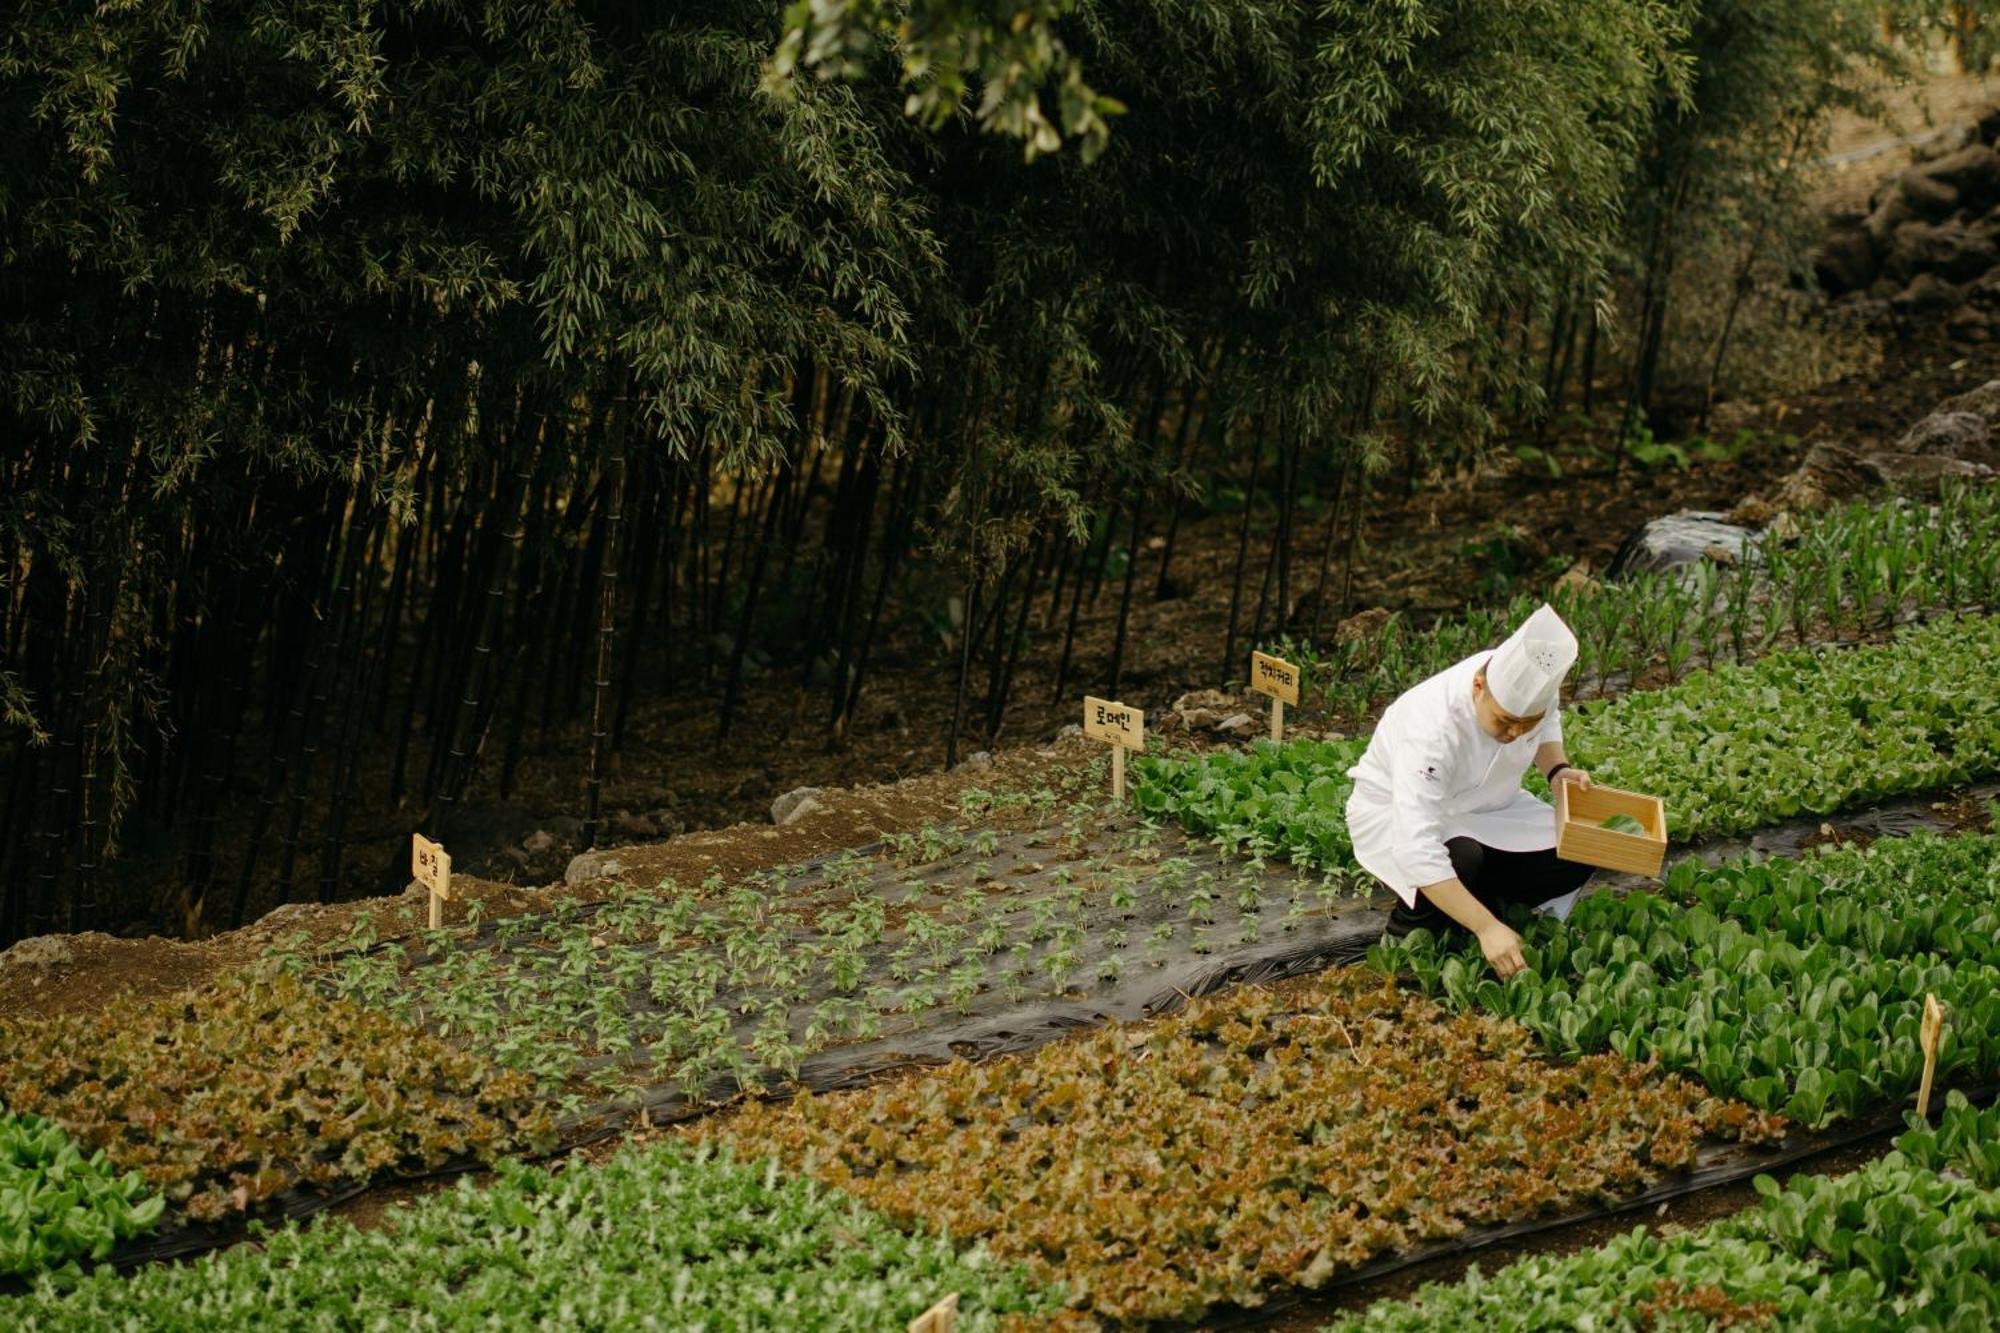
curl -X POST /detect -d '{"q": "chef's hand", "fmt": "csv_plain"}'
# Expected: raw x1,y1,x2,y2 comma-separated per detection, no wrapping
1552,767,1593,791
1478,920,1527,980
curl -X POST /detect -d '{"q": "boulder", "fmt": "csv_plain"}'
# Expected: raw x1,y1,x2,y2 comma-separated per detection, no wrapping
1334,607,1393,645
1214,712,1258,738
1861,452,1995,495
1896,171,1961,222
1813,223,1877,296
1948,306,1992,342
1553,560,1597,595
955,750,993,772
1890,272,1964,315
1603,512,1759,581
1930,379,2000,431
770,786,825,826
1765,442,1888,513
1894,409,1992,464
0,935,75,968
1171,689,1236,731
564,849,629,886
1914,144,2000,212
1863,191,1916,249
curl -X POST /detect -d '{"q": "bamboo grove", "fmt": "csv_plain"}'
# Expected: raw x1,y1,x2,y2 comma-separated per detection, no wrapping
0,1,1925,942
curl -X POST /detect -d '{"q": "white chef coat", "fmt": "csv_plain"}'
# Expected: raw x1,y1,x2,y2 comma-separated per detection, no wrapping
1344,652,1579,918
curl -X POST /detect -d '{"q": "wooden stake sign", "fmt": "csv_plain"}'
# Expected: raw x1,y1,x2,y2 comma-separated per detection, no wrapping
1083,696,1145,800
1916,992,1948,1118
907,1292,958,1333
1249,650,1300,742
411,832,451,930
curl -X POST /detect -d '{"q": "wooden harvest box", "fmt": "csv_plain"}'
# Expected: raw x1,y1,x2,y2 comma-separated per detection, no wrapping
1554,782,1668,878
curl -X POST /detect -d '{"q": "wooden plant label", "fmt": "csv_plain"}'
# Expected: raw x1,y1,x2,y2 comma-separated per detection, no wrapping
908,1293,958,1333
1083,696,1145,800
411,832,451,930
1916,992,1947,1118
1249,650,1300,741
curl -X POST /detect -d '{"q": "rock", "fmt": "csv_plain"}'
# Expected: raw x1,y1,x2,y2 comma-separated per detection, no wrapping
1896,172,1961,222
1700,543,1739,566
1863,191,1915,249
1891,272,1964,315
770,786,824,826
1813,223,1877,296
1949,308,1992,342
0,935,75,968
1214,712,1258,737
255,902,320,930
522,830,556,854
1862,452,1995,495
1764,442,1887,513
1171,688,1236,731
1929,379,2000,432
1895,409,1992,463
1553,560,1596,595
610,811,661,840
1334,607,1393,645
564,850,628,886
956,750,993,771
1603,512,1759,581
1915,144,2000,212
1883,221,1953,282
1766,511,1803,542
1056,723,1082,740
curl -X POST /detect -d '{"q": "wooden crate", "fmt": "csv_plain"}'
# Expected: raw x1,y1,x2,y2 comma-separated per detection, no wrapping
1554,782,1668,878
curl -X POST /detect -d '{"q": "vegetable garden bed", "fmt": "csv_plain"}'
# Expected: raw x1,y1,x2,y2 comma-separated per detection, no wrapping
282,815,1386,1133
1137,613,2000,867
1286,482,2000,722
1375,830,2000,1128
3,1141,1063,1331
691,967,1787,1326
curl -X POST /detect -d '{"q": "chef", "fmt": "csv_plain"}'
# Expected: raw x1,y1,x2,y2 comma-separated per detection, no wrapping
1345,603,1596,979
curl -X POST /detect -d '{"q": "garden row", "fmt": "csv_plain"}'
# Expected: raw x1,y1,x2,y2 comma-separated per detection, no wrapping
1327,1094,2000,1331
1374,830,2000,1128
1287,480,2000,721
4,1139,1062,1330
1138,612,2000,866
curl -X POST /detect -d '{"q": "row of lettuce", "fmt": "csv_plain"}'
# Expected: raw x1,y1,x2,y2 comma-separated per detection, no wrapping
1135,612,2000,865
1286,480,2000,723
7,829,1998,1325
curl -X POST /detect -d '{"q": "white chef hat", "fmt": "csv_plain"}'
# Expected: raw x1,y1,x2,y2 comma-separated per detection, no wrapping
1484,603,1577,717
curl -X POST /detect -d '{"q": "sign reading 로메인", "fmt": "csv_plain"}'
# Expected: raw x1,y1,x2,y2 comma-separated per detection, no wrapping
1249,651,1300,741
1083,696,1145,800
411,832,452,930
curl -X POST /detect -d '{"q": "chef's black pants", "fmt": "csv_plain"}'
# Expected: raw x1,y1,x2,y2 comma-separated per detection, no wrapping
1382,837,1595,938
